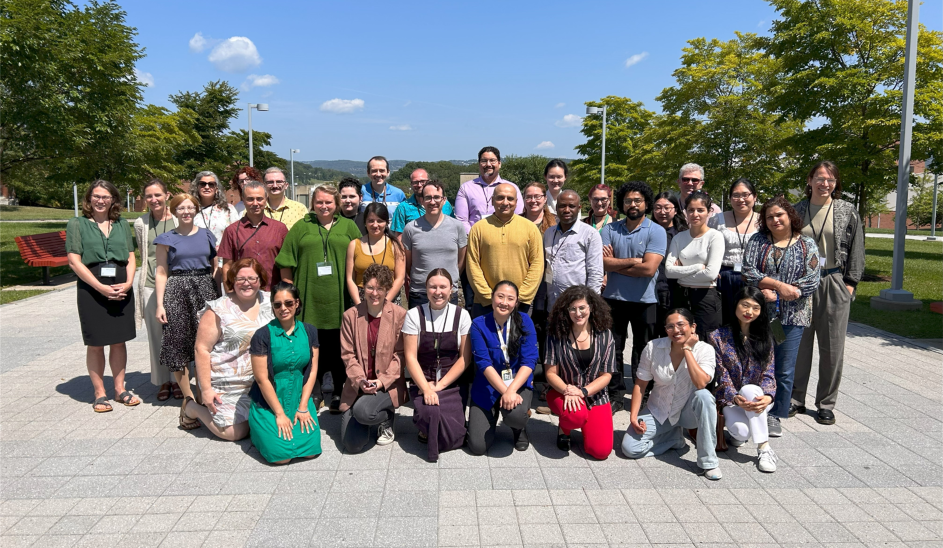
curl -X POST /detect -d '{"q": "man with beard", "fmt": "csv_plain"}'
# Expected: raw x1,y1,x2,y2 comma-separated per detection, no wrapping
262,167,309,230
543,190,603,309
338,177,367,236
600,181,666,413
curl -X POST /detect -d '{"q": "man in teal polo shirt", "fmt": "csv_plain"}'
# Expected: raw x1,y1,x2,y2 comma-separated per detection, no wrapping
391,168,454,238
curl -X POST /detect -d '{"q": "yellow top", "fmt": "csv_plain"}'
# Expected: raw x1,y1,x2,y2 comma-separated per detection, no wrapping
262,197,309,230
466,214,544,306
352,238,396,286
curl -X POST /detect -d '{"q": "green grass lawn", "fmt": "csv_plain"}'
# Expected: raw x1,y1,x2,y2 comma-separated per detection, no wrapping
865,227,937,236
0,205,144,221
1,221,75,289
850,238,943,339
0,289,52,304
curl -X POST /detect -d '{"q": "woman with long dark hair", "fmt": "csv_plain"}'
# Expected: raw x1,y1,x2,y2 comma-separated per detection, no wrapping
467,280,538,454
346,201,406,306
651,191,687,336
708,286,778,473
709,178,761,326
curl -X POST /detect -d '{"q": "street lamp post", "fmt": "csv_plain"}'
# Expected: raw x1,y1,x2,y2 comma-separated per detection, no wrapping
290,149,300,201
247,103,269,167
929,172,939,241
586,105,607,187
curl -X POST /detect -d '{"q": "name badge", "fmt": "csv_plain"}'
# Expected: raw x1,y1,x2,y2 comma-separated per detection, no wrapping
501,368,513,386
733,262,742,273
436,368,442,382
544,260,553,285
100,262,117,277
317,262,333,277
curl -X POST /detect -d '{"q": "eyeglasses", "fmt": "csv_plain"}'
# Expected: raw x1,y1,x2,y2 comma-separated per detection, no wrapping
479,159,499,165
422,195,443,202
665,322,690,332
363,285,385,294
590,198,610,204
266,180,287,186
90,195,113,202
197,181,217,188
653,205,675,212
812,177,837,185
623,198,645,206
524,195,545,202
568,305,590,315
234,276,260,284
412,179,430,185
681,177,702,183
272,299,296,309
731,193,754,200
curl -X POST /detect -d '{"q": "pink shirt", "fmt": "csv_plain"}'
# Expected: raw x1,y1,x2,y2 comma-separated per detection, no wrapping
454,176,524,233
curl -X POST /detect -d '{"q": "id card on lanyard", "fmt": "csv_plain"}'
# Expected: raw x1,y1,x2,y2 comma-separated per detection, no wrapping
316,221,334,277
495,321,513,386
98,220,117,278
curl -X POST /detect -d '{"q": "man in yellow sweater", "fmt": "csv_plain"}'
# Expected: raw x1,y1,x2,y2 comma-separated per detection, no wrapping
466,183,543,318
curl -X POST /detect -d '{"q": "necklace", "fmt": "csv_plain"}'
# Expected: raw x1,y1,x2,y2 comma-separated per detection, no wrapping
571,329,590,344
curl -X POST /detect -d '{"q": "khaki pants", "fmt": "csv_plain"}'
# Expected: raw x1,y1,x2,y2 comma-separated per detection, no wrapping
143,286,173,387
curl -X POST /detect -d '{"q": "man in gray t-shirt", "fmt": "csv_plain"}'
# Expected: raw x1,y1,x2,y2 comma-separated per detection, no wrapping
402,181,468,309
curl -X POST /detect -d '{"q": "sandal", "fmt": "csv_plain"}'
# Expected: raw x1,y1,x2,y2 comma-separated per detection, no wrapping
115,391,141,407
92,396,112,413
179,397,200,430
171,382,183,400
157,382,172,402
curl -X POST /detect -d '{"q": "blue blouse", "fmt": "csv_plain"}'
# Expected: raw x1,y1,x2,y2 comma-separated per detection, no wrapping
469,312,539,409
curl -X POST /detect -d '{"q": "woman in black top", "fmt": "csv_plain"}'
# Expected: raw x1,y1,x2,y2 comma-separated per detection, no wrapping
651,192,687,336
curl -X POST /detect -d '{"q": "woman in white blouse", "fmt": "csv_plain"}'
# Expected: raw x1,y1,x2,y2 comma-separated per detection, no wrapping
666,190,725,338
622,308,721,480
708,179,760,326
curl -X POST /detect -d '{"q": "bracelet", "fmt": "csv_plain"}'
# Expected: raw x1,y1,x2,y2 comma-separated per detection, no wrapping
683,346,694,352
296,409,310,414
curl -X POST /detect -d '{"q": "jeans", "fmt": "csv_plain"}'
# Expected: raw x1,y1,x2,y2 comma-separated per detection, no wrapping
622,389,719,470
772,324,805,418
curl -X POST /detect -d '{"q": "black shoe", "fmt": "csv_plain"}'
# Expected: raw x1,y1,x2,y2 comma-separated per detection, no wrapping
513,428,529,451
329,395,342,415
321,372,334,394
815,409,836,425
789,404,806,418
557,432,570,452
418,431,428,444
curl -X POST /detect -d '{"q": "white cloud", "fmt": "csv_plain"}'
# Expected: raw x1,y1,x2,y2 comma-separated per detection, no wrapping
403,100,412,107
134,68,154,87
555,102,565,108
390,124,413,131
555,114,582,128
242,74,280,90
320,98,365,114
758,20,766,27
189,32,208,53
535,141,555,150
624,51,649,68
208,37,262,72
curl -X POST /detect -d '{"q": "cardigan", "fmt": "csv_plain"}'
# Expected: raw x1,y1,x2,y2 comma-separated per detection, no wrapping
339,300,408,411
469,312,539,409
133,212,178,327
793,199,864,288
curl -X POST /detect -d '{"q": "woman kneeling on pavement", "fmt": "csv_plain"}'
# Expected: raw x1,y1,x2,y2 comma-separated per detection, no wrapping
248,281,322,464
708,286,778,473
622,308,722,480
544,285,617,460
403,269,472,462
339,264,408,452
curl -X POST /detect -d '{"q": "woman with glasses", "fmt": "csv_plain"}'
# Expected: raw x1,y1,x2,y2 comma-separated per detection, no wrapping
155,193,221,428
709,179,761,327
622,308,721,480
345,202,406,307
183,258,274,440
66,180,140,412
584,184,616,232
248,281,322,464
229,166,263,214
666,190,725,339
651,192,687,336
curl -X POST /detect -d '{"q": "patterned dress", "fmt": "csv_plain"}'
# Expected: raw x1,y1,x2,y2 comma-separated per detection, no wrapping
201,293,275,429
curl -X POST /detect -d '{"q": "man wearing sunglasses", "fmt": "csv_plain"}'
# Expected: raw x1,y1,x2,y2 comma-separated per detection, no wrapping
677,163,722,221
262,167,309,229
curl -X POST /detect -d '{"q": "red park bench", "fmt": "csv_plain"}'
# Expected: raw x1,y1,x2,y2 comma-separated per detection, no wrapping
13,230,69,285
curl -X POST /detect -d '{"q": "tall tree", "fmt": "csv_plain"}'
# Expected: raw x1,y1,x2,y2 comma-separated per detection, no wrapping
169,80,242,179
762,0,943,220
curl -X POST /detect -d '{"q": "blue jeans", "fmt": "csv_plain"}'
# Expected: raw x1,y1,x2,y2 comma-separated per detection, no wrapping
622,389,719,470
772,324,805,418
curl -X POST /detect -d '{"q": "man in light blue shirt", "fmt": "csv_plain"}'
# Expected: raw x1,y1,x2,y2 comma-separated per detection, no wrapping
360,155,407,218
601,181,667,413
544,190,603,309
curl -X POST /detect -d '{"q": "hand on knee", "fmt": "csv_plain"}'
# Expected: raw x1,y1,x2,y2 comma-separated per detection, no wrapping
739,384,764,401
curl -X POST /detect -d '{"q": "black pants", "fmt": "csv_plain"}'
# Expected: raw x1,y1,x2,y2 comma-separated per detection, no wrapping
467,387,533,455
317,328,344,396
605,299,656,398
672,286,722,339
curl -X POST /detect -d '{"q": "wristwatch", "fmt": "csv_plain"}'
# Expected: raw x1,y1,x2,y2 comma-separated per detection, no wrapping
683,346,695,352
580,387,589,398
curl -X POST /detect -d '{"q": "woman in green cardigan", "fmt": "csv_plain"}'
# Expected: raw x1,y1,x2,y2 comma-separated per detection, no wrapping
276,184,362,413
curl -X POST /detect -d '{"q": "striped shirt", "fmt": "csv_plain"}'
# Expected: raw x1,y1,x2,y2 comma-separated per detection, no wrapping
545,329,618,408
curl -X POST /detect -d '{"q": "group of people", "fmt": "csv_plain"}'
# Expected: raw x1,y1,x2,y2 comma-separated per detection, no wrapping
66,148,863,476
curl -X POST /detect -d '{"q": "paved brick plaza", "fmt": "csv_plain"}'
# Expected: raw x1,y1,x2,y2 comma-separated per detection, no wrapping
1,287,941,547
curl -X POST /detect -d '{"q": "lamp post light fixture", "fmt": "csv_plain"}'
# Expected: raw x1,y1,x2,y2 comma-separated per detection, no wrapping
290,149,300,201
586,105,607,187
247,103,269,167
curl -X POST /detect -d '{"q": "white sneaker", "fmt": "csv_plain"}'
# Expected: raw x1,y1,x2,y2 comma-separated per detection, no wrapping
376,420,395,446
758,447,778,473
701,467,723,481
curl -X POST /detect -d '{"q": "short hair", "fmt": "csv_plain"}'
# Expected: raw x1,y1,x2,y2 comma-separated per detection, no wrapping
679,163,705,180
226,257,269,291
421,179,445,197
367,156,390,172
270,281,301,316
548,285,612,341
82,180,122,221
141,178,167,196
758,196,804,237
242,180,266,195
425,267,453,287
805,160,843,199
191,170,227,208
362,263,394,291
338,177,362,196
558,189,580,202
544,158,568,178
614,181,655,215
169,193,201,215
229,166,263,197
478,146,501,162
728,178,757,199
684,189,713,211
410,168,429,180
312,183,340,209
264,166,286,180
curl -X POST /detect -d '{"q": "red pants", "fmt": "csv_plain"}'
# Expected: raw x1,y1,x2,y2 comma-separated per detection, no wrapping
547,390,613,460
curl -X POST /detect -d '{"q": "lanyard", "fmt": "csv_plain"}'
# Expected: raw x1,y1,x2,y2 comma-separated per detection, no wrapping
199,205,213,231
266,204,287,223
96,218,112,259
771,235,794,276
236,219,265,254
733,211,755,252
370,184,388,204
316,218,335,261
495,319,511,368
806,201,833,249
366,236,389,266
548,225,574,268
591,213,610,231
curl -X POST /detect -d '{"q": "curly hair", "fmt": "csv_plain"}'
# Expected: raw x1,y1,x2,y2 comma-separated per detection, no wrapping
614,181,654,215
758,196,803,237
82,180,122,221
229,166,263,199
548,285,612,341
363,263,394,291
226,257,269,292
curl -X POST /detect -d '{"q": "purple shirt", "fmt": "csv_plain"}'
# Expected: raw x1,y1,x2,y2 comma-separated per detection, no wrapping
454,176,524,233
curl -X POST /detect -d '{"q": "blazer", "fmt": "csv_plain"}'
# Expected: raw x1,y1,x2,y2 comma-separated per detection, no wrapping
339,300,408,411
793,199,864,288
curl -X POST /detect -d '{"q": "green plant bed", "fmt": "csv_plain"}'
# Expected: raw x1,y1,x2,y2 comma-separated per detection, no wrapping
0,205,144,221
0,289,52,304
849,238,943,339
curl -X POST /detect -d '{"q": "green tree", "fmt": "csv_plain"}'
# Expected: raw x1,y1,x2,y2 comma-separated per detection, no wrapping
762,0,943,220
226,129,287,177
122,106,200,191
500,155,551,187
169,80,242,179
570,97,656,197
388,160,476,199
908,173,942,229
625,114,699,194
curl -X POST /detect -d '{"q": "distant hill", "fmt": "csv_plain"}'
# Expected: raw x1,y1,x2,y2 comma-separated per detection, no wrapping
304,159,478,177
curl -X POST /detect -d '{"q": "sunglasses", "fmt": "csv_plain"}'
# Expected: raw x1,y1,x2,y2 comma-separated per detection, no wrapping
273,300,296,310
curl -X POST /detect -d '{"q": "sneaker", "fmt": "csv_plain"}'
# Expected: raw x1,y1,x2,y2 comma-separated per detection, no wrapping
767,415,783,437
701,467,723,481
321,372,334,394
788,403,805,418
758,447,778,473
376,420,395,446
513,428,530,451
724,431,745,447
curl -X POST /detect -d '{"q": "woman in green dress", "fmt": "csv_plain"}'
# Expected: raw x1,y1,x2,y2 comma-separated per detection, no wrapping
275,184,362,413
248,282,321,464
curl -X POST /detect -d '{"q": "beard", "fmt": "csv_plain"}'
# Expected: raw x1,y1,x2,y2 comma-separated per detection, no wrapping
626,208,644,220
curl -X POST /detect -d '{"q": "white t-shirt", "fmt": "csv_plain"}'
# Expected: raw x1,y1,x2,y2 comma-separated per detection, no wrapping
402,303,472,348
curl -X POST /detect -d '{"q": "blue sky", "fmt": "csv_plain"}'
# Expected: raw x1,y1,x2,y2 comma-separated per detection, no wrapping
126,0,943,162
